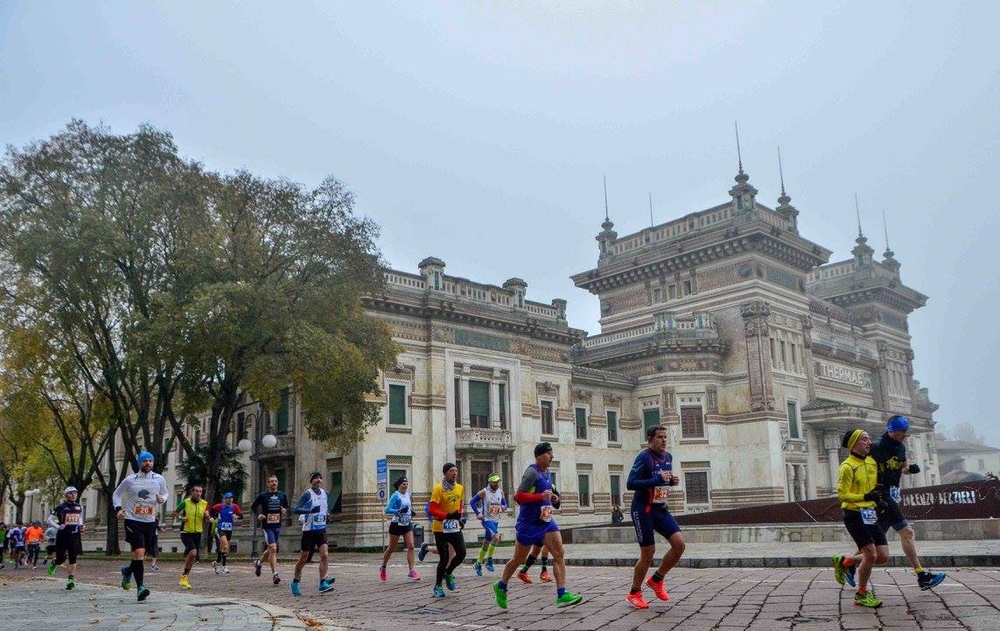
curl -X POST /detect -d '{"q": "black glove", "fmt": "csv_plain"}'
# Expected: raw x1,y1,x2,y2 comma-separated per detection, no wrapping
909,464,921,474
310,505,321,513
398,506,410,515
552,497,561,509
863,489,882,502
446,511,462,520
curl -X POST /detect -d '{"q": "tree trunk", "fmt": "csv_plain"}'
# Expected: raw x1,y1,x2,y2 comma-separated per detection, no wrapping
104,500,121,556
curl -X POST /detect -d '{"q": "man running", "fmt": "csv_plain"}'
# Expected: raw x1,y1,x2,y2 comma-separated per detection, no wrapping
470,473,507,576
427,463,467,597
210,492,243,574
8,523,25,568
625,425,686,609
251,475,289,585
46,486,84,589
493,442,582,610
868,414,946,590
175,485,209,589
112,450,169,601
24,521,44,569
832,429,888,608
516,487,561,584
43,521,58,568
290,472,335,596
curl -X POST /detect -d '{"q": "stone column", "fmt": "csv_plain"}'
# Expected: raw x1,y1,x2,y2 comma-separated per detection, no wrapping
796,465,807,502
804,466,815,500
823,431,842,496
785,463,795,501
741,301,775,412
460,366,471,428
490,369,502,429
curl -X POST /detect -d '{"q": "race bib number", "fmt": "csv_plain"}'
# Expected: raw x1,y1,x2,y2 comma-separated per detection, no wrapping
65,514,81,525
219,521,233,531
889,486,902,504
540,505,553,522
267,513,281,524
860,507,878,525
442,519,459,532
652,486,670,504
312,513,327,525
134,505,155,518
488,504,503,515
397,513,412,527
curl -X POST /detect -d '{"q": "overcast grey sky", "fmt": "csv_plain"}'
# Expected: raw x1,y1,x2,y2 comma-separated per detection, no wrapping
3,2,998,446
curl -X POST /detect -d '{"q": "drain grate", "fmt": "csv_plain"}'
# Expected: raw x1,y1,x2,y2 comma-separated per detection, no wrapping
189,601,237,607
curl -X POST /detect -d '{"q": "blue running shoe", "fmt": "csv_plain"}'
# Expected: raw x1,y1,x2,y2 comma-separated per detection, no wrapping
319,578,335,593
445,573,457,591
120,566,132,590
418,542,429,562
485,559,495,572
137,585,150,602
290,579,301,597
845,564,857,588
474,561,482,576
433,584,445,598
919,572,946,590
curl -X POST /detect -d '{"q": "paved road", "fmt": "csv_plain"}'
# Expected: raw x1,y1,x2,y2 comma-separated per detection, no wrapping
3,556,997,630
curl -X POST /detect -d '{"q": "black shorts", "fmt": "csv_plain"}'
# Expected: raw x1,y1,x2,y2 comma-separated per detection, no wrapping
389,522,412,537
844,509,887,549
300,529,328,553
54,531,81,564
877,499,909,533
630,505,681,547
181,532,202,554
123,519,158,551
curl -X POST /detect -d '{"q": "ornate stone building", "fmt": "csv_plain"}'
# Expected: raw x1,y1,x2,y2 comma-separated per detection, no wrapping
139,165,936,548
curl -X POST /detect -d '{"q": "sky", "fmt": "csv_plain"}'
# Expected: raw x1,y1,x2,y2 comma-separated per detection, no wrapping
2,2,998,446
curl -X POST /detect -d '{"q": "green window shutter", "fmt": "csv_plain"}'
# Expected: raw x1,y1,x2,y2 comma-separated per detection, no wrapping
607,411,618,442
575,407,587,439
277,390,290,433
643,408,660,432
468,380,490,419
389,384,407,425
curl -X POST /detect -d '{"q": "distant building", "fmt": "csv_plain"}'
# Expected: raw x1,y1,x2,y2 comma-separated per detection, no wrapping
936,439,1000,483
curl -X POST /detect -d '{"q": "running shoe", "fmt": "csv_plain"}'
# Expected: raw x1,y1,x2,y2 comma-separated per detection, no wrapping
212,561,220,575
433,584,446,598
626,591,649,609
290,579,301,597
408,570,420,581
319,578,335,593
47,562,56,576
516,570,532,584
473,561,482,576
417,542,429,562
854,591,882,608
539,568,553,583
832,555,847,586
179,575,192,590
66,577,75,590
555,592,583,608
845,564,857,588
493,581,508,609
151,563,159,571
120,566,132,590
445,573,457,591
254,560,262,577
137,585,150,602
223,566,230,574
918,571,946,590
273,573,281,585
379,565,387,582
646,576,670,601
485,559,495,572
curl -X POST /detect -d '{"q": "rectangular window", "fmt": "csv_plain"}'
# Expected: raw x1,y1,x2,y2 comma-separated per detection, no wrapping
578,474,591,508
653,288,662,303
681,406,704,438
790,343,798,370
606,410,619,443
780,340,787,368
237,412,247,440
979,459,986,471
328,470,342,514
468,380,490,428
575,407,588,440
686,471,709,504
669,284,677,299
471,461,492,494
683,280,692,295
643,408,660,433
549,469,559,498
277,389,290,434
390,467,407,490
610,474,621,507
770,338,777,365
388,384,407,426
541,400,554,435
433,271,441,290
498,383,507,429
454,377,462,428
274,468,287,496
786,400,800,439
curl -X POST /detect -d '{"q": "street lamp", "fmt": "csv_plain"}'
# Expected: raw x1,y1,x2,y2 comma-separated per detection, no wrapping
238,408,277,559
25,489,40,523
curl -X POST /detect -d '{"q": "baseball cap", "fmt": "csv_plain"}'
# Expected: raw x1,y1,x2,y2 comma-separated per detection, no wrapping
64,486,78,495
223,492,234,499
488,474,501,483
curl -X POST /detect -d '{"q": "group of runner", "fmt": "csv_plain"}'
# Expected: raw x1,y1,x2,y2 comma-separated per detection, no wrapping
21,413,944,614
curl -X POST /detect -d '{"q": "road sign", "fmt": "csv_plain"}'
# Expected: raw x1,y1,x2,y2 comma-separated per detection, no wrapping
377,458,388,503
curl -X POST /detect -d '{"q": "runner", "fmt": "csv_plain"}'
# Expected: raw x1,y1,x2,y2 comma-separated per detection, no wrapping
868,415,946,590
623,425,685,608
8,523,24,568
493,442,583,610
470,473,507,576
832,429,888,608
46,486,84,589
251,475,289,585
427,463,466,598
147,516,161,571
290,471,335,596
112,450,169,601
380,476,419,582
174,485,209,589
210,492,243,574
24,520,44,569
43,521,58,567
515,544,552,583
0,522,7,569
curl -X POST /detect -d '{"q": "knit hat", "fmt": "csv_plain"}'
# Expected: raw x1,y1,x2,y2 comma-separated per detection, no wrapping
136,451,155,466
887,415,910,433
442,462,457,475
534,442,553,457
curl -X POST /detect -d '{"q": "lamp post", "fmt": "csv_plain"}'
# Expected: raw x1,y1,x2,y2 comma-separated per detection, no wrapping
238,407,277,560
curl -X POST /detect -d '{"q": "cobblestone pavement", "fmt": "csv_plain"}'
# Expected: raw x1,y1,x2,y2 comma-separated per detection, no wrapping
5,556,996,630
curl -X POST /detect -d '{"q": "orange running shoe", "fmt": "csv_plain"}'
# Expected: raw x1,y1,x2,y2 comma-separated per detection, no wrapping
626,591,650,609
646,576,670,601
516,571,532,584
539,569,553,583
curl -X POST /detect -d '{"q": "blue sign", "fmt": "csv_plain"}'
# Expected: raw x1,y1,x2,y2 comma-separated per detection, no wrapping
377,458,388,502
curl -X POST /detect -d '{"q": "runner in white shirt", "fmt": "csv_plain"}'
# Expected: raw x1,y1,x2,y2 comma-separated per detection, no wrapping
112,450,168,602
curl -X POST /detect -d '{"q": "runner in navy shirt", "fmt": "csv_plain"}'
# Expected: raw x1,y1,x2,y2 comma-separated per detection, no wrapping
625,425,685,609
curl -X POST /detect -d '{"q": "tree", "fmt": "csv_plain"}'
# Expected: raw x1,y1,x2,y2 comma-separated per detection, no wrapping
950,422,986,445
174,444,247,501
